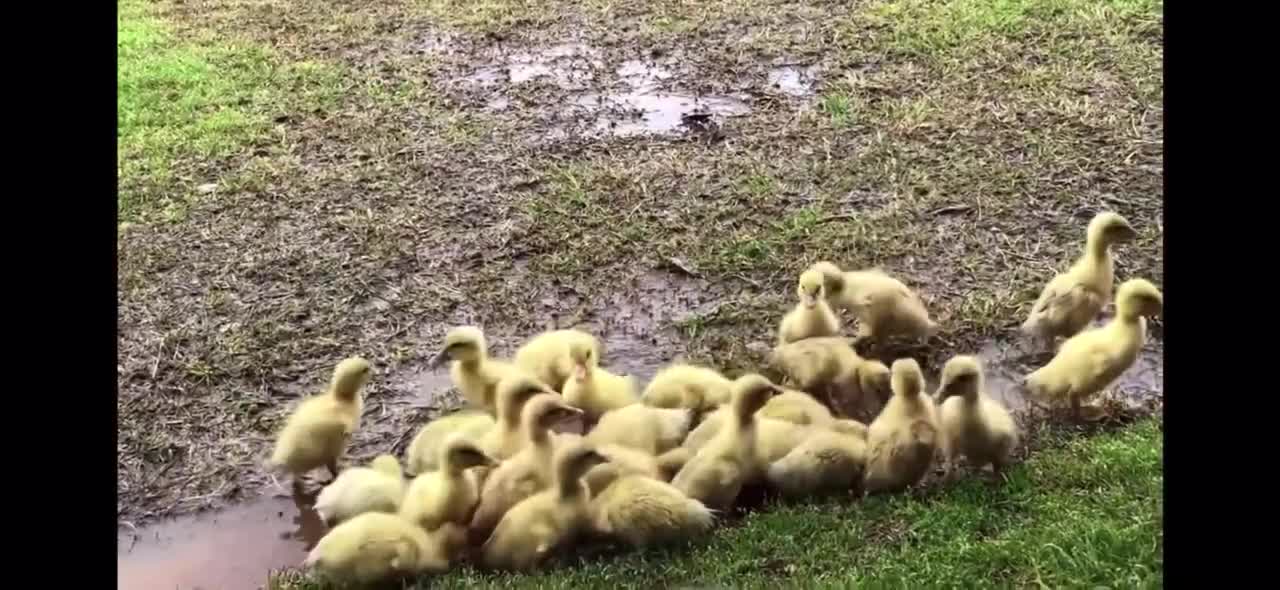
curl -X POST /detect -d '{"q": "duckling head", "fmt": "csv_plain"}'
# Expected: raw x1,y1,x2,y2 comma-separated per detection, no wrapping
496,375,556,423
796,270,827,308
330,357,372,400
1087,211,1138,247
430,326,488,368
523,393,584,433
369,454,403,477
568,339,598,382
730,374,783,419
442,435,496,471
809,261,846,296
936,355,983,400
1115,278,1163,321
890,358,926,400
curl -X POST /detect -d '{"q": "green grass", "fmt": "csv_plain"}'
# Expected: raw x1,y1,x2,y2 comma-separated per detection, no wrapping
117,0,340,222
866,0,1163,56
271,420,1163,589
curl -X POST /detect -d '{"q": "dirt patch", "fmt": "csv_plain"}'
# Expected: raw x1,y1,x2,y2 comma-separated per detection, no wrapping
118,493,323,590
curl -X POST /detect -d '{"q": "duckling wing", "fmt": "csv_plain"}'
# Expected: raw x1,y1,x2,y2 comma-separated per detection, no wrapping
1027,281,1103,334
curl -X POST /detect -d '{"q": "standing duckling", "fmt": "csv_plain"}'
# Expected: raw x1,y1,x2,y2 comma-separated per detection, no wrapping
937,355,1018,479
471,394,584,541
1021,212,1138,345
864,358,940,494
303,512,455,584
430,326,525,414
671,375,783,510
268,357,371,489
1024,278,1162,421
586,463,715,548
481,443,610,571
562,339,639,422
513,329,603,393
641,364,734,411
400,436,497,531
314,454,406,526
777,269,842,345
809,262,938,346
404,409,495,475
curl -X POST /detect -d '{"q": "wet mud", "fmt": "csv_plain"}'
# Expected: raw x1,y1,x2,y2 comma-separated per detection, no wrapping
447,40,818,140
118,493,324,590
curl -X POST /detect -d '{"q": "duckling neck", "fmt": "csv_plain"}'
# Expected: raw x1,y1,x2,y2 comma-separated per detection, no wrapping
732,410,758,433
1084,231,1112,261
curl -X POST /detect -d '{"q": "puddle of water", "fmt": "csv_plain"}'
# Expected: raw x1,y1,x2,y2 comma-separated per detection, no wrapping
453,41,752,139
617,59,675,87
119,494,324,590
572,91,751,137
767,65,818,97
459,43,599,89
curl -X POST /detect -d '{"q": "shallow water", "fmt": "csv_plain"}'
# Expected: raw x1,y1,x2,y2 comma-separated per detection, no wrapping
118,493,324,590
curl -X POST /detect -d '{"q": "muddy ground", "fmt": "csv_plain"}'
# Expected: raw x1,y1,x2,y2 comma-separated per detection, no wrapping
118,0,1163,568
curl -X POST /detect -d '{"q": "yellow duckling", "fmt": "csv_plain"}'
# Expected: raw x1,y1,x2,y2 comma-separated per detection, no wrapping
400,436,497,531
1024,278,1162,420
470,394,584,541
670,375,782,510
586,463,715,548
809,262,938,344
513,329,603,392
641,363,734,411
765,424,868,498
404,409,495,475
481,443,610,571
268,357,371,487
480,374,559,460
430,326,524,414
314,454,406,526
587,404,696,455
1021,212,1138,344
937,355,1018,478
758,389,834,427
768,337,891,420
303,512,455,584
864,358,940,494
777,269,842,345
562,339,639,422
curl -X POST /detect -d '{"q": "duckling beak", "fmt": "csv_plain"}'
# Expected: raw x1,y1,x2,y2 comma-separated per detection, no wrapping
428,348,449,370
802,294,818,308
574,363,588,381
